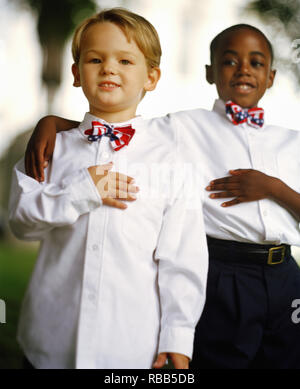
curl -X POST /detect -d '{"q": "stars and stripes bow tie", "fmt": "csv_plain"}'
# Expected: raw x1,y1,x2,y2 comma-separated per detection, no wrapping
84,121,135,151
225,101,264,129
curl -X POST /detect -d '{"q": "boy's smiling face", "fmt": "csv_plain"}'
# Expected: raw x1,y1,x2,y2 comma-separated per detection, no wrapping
206,28,276,108
72,22,160,122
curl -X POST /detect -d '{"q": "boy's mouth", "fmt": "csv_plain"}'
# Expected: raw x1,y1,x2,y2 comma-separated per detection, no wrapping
230,81,255,94
98,81,120,90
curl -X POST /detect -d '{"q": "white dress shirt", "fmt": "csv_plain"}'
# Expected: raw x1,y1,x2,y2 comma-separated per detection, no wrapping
9,113,208,369
171,99,300,246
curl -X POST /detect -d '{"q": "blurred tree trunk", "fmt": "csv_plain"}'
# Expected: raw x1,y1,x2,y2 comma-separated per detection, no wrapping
13,0,98,112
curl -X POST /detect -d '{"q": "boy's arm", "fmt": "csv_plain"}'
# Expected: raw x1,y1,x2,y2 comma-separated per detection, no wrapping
25,115,79,182
153,174,208,368
207,168,300,221
9,160,137,241
9,159,101,241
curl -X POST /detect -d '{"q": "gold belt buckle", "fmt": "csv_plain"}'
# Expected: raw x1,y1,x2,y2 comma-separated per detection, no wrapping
267,245,285,265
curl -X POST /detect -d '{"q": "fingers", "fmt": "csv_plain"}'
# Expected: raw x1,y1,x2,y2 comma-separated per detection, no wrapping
170,353,189,369
96,178,139,200
24,148,30,177
229,169,252,175
221,198,243,207
90,164,139,208
209,191,240,199
36,149,46,182
102,188,138,201
208,177,240,186
94,164,134,185
25,143,36,179
25,145,46,182
103,198,128,210
30,152,39,182
208,190,245,207
206,176,241,202
206,183,240,191
110,171,135,185
114,181,139,193
153,353,167,369
208,169,253,186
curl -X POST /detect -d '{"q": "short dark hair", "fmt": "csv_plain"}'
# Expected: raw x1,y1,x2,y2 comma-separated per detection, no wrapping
210,24,274,65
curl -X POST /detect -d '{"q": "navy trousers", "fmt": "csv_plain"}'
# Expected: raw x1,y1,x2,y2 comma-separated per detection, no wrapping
191,244,300,369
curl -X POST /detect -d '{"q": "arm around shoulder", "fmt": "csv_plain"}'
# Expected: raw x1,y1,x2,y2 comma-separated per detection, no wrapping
25,115,80,181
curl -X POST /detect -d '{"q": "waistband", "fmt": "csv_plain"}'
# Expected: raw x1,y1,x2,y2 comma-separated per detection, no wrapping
207,236,291,266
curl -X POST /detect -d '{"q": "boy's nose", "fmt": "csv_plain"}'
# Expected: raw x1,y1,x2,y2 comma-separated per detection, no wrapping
101,61,117,75
236,61,251,76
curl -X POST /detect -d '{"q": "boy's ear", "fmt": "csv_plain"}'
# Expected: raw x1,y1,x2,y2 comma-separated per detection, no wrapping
72,63,81,87
144,67,161,92
267,68,276,89
206,64,214,85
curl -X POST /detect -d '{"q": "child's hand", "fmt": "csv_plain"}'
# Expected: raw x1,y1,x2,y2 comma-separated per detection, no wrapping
25,116,57,182
206,168,280,207
88,163,139,210
153,352,189,369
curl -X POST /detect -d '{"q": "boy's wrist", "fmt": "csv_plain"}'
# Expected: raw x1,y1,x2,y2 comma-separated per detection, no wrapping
268,176,284,200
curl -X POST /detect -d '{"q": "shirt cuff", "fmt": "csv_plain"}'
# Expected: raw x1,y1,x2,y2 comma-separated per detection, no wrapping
61,168,102,214
158,326,195,360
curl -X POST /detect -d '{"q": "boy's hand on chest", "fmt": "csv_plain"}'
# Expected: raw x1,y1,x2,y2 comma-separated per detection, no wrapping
205,168,280,207
88,163,139,209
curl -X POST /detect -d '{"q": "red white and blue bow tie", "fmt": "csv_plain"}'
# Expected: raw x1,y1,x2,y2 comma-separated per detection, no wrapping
225,101,264,129
84,121,135,151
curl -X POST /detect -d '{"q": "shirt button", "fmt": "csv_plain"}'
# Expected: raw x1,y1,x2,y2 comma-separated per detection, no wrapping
92,244,99,251
263,210,268,217
101,152,110,160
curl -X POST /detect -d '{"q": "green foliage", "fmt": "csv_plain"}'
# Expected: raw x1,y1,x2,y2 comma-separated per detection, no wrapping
24,0,97,45
0,241,38,369
246,0,300,87
248,0,298,24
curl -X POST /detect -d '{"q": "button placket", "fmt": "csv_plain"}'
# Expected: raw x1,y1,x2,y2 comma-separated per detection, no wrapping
246,129,263,171
96,137,112,164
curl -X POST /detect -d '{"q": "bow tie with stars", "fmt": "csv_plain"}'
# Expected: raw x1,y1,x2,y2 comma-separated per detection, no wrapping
84,121,135,151
225,101,264,129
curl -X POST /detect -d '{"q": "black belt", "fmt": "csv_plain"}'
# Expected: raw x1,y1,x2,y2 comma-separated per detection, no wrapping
207,236,291,266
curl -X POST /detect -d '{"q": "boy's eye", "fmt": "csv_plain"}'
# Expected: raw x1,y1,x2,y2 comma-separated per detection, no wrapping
251,60,264,68
223,59,237,66
120,59,131,65
90,58,101,64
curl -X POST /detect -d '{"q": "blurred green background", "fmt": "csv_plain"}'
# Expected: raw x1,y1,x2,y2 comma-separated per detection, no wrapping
0,240,38,368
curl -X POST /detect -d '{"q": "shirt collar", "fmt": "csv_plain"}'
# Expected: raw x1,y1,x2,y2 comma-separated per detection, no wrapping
211,98,266,130
78,112,145,139
212,98,227,118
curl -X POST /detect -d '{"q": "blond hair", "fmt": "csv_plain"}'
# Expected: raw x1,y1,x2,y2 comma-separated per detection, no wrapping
72,7,161,69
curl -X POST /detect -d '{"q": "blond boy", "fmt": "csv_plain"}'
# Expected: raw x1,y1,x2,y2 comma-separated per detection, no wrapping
9,8,208,369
